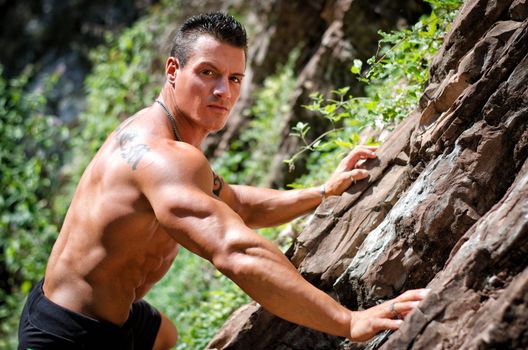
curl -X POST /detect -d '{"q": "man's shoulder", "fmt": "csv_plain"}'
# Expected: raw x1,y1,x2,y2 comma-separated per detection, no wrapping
135,139,212,185
149,140,208,167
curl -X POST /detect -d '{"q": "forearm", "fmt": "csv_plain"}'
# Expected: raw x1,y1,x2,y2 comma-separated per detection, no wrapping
231,185,323,228
213,232,351,337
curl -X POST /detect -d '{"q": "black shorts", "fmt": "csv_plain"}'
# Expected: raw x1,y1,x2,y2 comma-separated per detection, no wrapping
18,280,161,350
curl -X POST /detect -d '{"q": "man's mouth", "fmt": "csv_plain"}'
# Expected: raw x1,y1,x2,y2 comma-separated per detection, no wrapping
208,104,229,111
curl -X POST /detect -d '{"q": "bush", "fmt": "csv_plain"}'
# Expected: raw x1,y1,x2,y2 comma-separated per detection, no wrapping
0,66,70,348
147,248,249,349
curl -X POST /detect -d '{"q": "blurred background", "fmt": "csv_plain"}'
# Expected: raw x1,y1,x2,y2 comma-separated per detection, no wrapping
0,0,461,348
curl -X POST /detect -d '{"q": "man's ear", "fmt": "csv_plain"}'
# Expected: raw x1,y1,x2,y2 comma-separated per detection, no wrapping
165,57,180,86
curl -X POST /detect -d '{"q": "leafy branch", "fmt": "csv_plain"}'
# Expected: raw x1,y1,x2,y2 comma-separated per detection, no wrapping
284,0,462,183
284,124,343,172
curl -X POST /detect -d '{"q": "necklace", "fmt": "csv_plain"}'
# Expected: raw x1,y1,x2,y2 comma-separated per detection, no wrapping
155,99,182,141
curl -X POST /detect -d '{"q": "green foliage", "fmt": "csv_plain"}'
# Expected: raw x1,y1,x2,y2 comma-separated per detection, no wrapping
213,50,299,186
52,1,176,219
0,3,175,347
0,66,70,347
286,0,462,180
64,6,173,199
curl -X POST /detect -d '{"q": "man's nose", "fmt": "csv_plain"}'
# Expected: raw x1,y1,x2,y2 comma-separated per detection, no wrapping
213,77,231,99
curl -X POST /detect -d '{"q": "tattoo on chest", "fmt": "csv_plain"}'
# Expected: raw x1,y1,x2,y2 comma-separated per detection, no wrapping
116,131,150,171
212,172,224,197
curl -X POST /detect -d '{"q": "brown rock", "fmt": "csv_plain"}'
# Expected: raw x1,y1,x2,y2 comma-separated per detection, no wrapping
209,1,528,348
510,0,528,20
381,157,528,349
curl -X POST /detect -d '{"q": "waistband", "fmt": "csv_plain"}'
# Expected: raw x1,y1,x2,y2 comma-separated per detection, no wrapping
27,280,130,344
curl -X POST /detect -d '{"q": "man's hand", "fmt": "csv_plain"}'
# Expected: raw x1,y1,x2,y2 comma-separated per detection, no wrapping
324,145,378,197
348,288,430,342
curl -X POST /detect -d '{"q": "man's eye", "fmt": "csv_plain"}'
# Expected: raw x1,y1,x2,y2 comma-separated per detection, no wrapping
202,70,214,76
230,76,241,84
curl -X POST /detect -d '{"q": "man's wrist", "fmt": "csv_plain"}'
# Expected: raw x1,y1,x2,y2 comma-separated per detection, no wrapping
340,310,353,339
319,184,327,199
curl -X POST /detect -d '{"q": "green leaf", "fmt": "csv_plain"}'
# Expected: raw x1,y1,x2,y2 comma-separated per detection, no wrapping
351,59,363,75
334,140,355,149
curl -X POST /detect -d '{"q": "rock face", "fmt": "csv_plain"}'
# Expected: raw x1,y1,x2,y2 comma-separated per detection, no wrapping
207,0,528,348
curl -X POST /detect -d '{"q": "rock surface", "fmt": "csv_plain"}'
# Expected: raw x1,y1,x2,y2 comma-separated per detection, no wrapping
208,0,528,348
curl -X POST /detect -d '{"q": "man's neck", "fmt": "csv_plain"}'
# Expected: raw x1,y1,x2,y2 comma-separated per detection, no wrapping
158,87,208,147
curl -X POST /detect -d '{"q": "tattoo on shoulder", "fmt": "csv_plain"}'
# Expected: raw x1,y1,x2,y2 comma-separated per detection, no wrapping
114,116,137,136
212,172,224,197
117,131,150,171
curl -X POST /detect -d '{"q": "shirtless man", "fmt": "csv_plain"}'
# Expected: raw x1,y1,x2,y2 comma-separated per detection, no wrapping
18,12,428,349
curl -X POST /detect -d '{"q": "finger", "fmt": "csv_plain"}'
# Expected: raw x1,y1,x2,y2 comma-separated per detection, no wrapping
393,301,420,317
343,150,377,169
354,159,367,169
399,309,414,318
354,148,377,158
372,317,403,331
347,169,369,181
343,146,377,160
395,288,430,303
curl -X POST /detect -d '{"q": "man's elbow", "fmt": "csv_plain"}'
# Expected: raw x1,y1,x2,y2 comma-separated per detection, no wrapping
210,235,265,279
211,249,256,279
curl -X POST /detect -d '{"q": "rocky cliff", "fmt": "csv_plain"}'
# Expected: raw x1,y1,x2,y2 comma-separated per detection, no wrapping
207,0,528,348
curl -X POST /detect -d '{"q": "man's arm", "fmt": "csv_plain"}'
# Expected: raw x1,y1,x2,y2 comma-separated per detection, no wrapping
138,144,426,341
218,146,378,228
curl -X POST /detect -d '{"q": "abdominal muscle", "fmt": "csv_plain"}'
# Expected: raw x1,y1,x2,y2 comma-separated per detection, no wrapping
43,138,180,326
43,215,179,326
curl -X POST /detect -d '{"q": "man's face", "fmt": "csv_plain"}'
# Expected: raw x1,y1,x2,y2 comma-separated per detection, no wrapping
172,35,245,133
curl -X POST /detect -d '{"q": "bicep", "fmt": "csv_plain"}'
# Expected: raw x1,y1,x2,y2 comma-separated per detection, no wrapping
136,150,267,262
134,149,232,259
146,180,284,273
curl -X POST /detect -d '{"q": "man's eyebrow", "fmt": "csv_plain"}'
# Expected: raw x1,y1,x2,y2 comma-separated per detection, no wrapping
199,61,245,77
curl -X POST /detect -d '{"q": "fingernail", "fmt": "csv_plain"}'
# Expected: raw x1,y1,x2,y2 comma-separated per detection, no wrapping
419,289,431,297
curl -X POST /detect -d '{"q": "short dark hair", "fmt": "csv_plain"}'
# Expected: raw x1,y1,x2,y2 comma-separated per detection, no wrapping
170,12,248,67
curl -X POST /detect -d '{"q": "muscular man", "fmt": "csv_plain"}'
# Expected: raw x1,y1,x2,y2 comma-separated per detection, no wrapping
18,12,427,349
